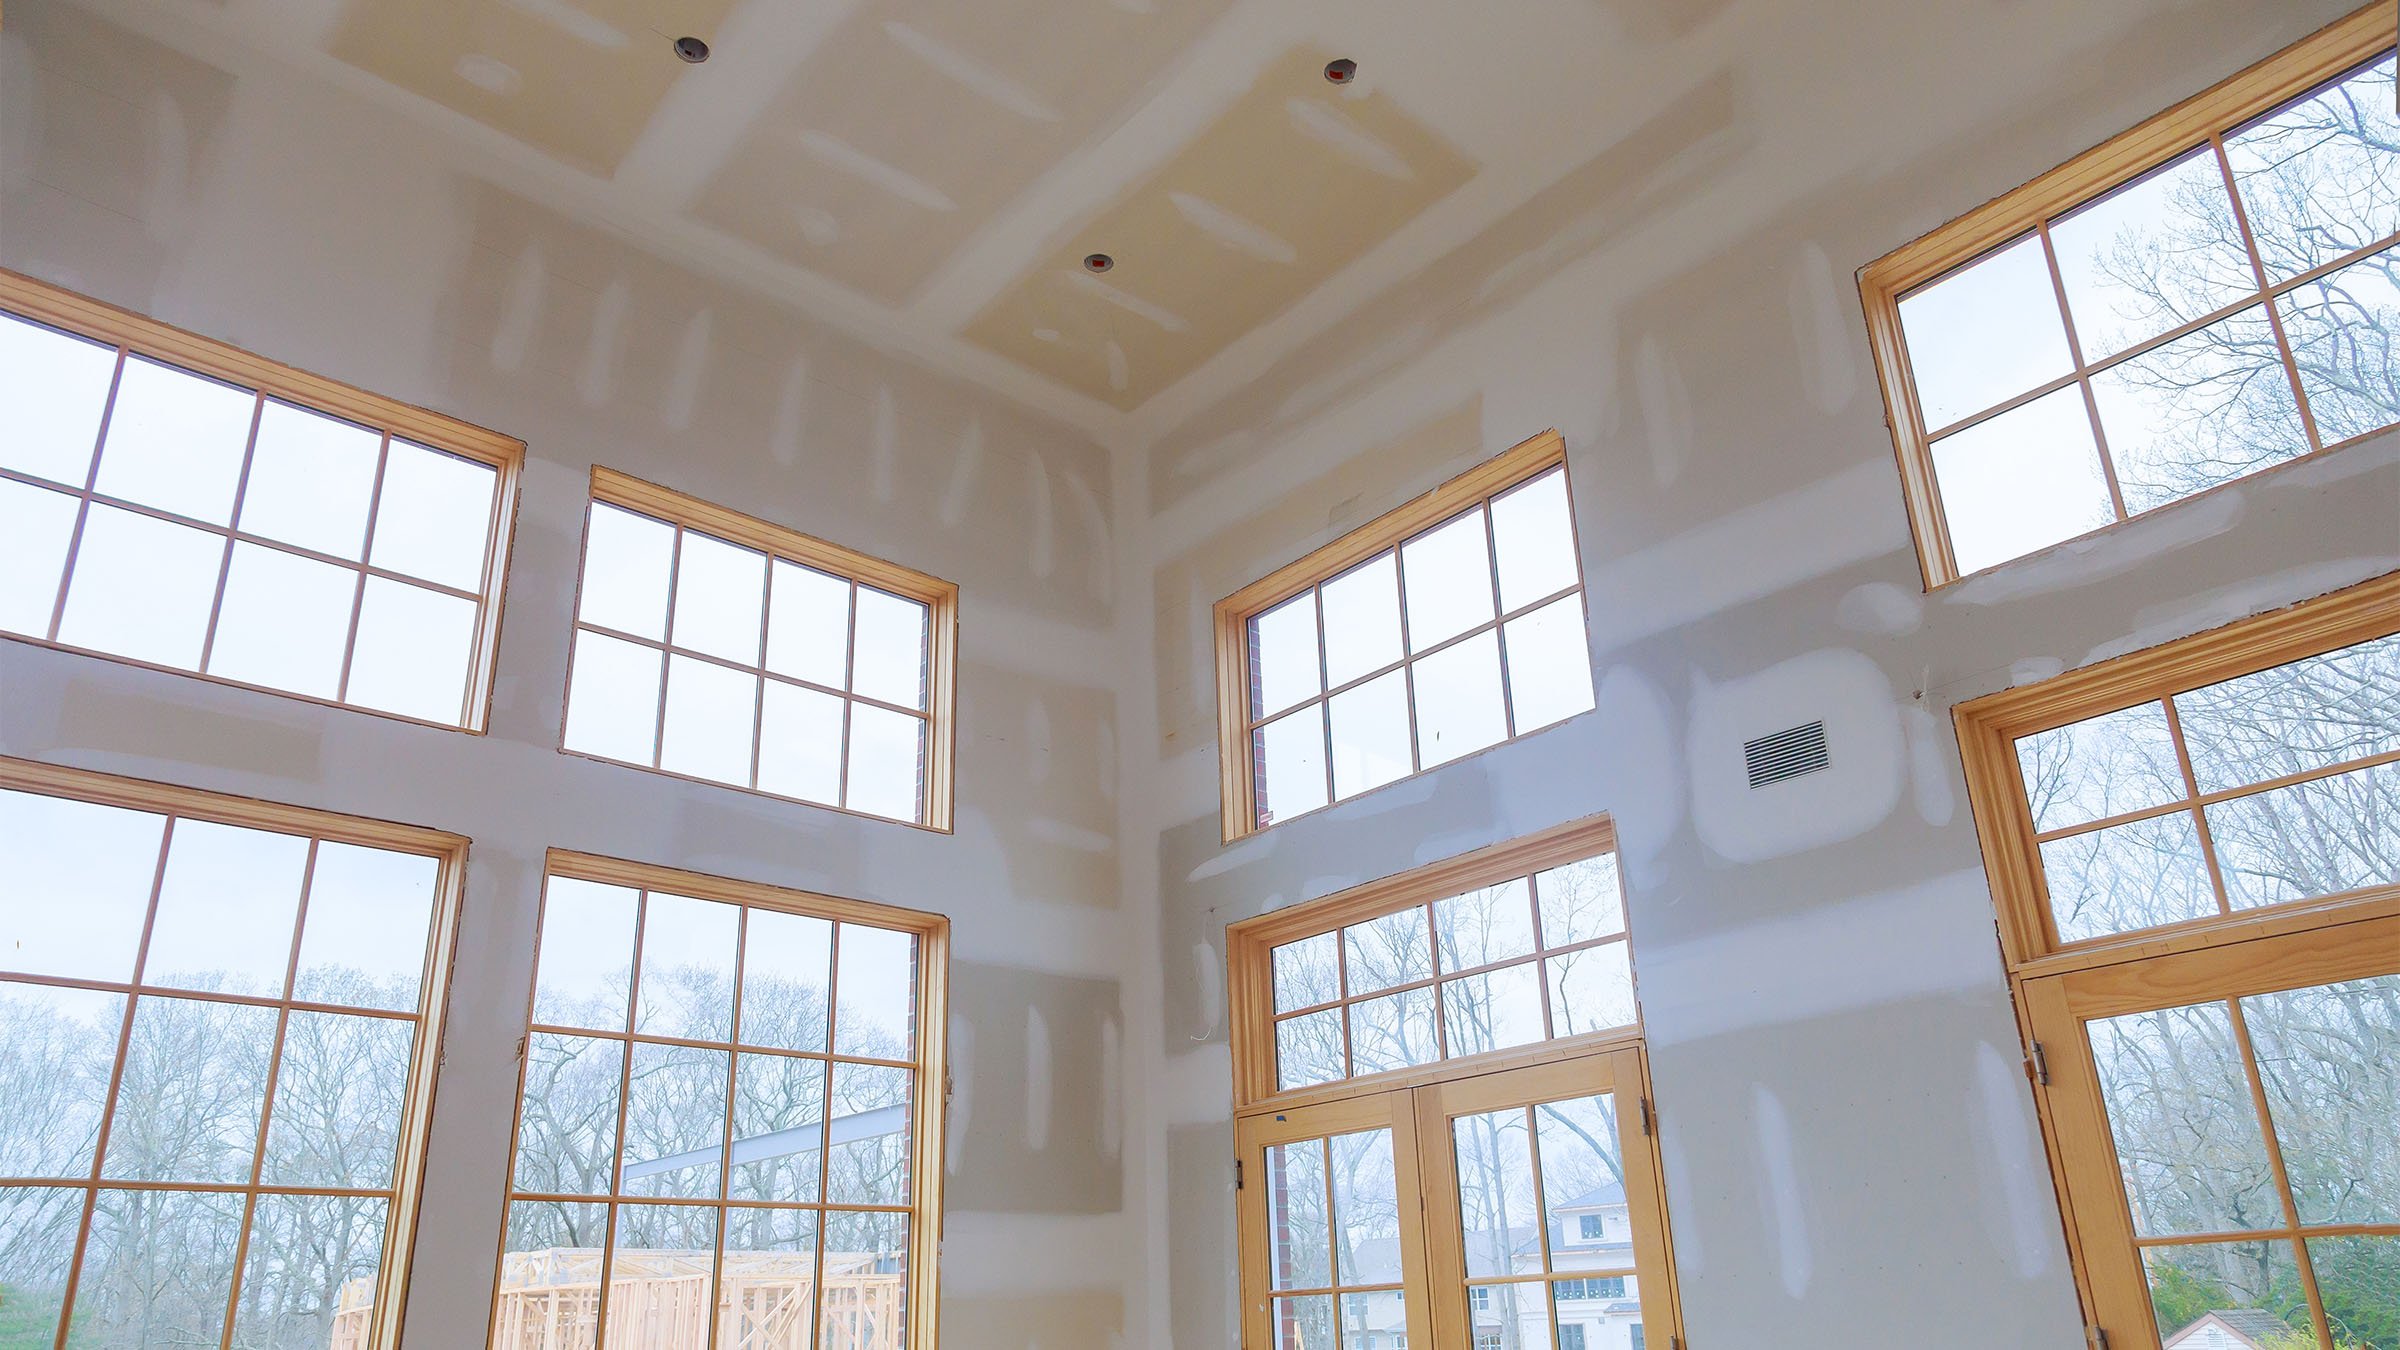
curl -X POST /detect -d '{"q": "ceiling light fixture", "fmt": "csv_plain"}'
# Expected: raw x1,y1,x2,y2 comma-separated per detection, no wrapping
674,35,711,63
1083,253,1115,274
1323,58,1357,84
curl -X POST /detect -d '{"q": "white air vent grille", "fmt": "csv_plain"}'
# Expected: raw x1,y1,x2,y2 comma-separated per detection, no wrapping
1745,721,1829,788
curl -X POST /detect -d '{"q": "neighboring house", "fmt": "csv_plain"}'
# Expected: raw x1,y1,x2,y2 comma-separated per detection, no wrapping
2162,1309,2301,1350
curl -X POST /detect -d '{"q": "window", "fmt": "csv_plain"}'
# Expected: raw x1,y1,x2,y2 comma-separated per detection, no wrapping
0,273,522,728
1558,1326,1587,1350
561,468,958,828
1956,572,2400,1349
0,756,466,1349
494,850,949,1350
1555,1275,1627,1301
1212,429,1593,839
1579,1215,1605,1241
1860,9,2398,585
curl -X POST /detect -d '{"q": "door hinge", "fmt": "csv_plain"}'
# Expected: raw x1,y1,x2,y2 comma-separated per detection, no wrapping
2087,1326,2109,1350
1235,1158,1244,1191
1639,1097,1655,1137
2030,1041,2051,1087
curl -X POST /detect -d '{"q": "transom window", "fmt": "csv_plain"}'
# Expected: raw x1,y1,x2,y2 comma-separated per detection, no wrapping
1214,430,1594,839
0,273,521,729
0,757,465,1350
1860,12,2399,584
561,469,958,829
494,851,948,1350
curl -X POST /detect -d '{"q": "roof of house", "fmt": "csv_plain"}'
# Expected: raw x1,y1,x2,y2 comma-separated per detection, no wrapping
2162,1309,2301,1350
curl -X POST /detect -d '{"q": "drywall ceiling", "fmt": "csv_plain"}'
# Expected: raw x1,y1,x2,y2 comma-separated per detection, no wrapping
55,0,1706,440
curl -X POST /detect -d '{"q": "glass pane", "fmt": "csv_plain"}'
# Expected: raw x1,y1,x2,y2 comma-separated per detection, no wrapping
833,923,917,1060
729,1051,826,1203
2090,1001,2280,1237
1536,1092,1626,1274
1400,511,1495,651
512,1033,624,1195
2038,809,2219,942
2208,761,2400,908
293,842,437,1012
668,531,767,665
1929,384,2116,575
1341,1292,1400,1350
2050,147,2254,361
93,355,254,525
1269,1294,1333,1350
104,994,278,1183
825,1061,912,1207
1451,1107,1536,1279
2143,1240,2316,1349
845,703,925,823
1274,934,1341,1015
1899,234,2076,427
1329,669,1412,801
237,400,380,561
2228,55,2400,281
765,559,850,688
2175,635,2400,794
1491,467,1580,612
342,577,475,724
563,631,665,765
1321,553,1403,688
1503,593,1594,735
143,819,309,997
55,503,224,669
1413,629,1508,769
620,1043,730,1198
76,1187,245,1345
739,909,833,1054
2276,243,2400,445
2242,975,2400,1226
1555,1281,1639,1350
604,1204,718,1347
2090,305,2309,514
0,1184,85,1345
230,1191,386,1350
820,1210,907,1350
0,982,122,1178
495,1201,607,1350
534,877,640,1032
720,1207,819,1339
2013,700,2185,833
580,503,676,641
1266,1136,1330,1290
1547,943,1636,1037
657,656,759,787
0,477,83,635
852,586,930,711
1436,879,1539,972
757,679,846,807
0,788,163,981
1344,906,1432,997
258,1010,413,1188
636,892,739,1043
1442,964,1546,1060
1329,1128,1398,1286
1276,1010,1346,1091
0,311,116,488
1535,856,1625,949
1250,592,1323,721
1346,987,1437,1076
367,440,493,592
2303,1234,2400,1350
207,542,357,698
1256,703,1330,826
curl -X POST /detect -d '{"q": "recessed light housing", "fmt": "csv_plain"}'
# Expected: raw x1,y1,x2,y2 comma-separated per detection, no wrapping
1083,253,1115,274
1324,58,1357,85
674,36,711,64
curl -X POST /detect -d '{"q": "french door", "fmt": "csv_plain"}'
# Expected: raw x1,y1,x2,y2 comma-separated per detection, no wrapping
1237,1048,1683,1350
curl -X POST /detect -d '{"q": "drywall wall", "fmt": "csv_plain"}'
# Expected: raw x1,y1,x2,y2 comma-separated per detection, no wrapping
1121,1,2400,1348
0,5,1134,1345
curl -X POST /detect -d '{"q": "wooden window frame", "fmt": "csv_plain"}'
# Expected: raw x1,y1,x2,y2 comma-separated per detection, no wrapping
0,269,526,731
1211,428,1587,842
1858,5,2396,589
563,468,962,831
1953,571,2400,1347
490,848,951,1350
0,755,470,1350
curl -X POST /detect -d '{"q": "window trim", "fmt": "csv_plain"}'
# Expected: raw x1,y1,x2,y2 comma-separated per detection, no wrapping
490,847,952,1350
0,269,526,732
0,754,470,1350
1857,4,2394,589
565,467,962,831
1210,428,1580,842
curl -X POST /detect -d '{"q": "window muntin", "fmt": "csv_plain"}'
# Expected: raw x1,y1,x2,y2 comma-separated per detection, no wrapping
0,277,521,728
1860,14,2399,585
0,758,463,1350
1216,431,1594,839
495,852,947,1350
561,470,958,829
